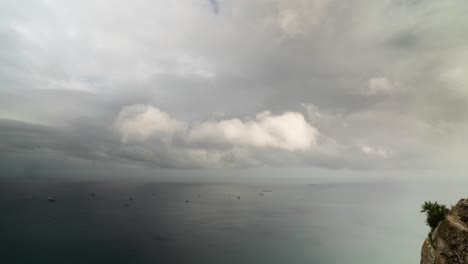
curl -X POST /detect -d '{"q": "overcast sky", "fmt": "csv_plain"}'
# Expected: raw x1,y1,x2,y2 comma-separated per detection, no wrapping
1,0,468,170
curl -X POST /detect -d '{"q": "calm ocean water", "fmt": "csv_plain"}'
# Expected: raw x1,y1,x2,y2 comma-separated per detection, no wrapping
1,176,466,264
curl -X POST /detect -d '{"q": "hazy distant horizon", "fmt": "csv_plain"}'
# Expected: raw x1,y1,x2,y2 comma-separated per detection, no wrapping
1,150,467,185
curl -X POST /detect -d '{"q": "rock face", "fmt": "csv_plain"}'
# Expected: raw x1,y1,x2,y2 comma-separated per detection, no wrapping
421,199,468,264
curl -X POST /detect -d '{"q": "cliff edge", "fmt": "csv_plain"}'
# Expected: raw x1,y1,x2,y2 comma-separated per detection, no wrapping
421,198,468,264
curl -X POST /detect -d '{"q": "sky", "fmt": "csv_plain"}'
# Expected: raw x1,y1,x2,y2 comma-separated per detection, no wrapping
1,0,468,171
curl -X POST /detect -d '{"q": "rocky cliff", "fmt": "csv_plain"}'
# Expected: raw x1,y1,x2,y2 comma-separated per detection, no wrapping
421,199,468,264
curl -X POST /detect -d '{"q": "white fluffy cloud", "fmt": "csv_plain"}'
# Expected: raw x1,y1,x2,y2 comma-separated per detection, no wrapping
110,105,328,168
115,105,185,143
189,111,319,151
116,105,318,151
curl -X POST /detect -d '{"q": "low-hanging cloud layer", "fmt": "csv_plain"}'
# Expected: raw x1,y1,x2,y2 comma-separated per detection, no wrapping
1,0,468,169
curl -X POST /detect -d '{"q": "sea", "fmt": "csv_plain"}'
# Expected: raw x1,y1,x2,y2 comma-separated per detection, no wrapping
0,155,466,264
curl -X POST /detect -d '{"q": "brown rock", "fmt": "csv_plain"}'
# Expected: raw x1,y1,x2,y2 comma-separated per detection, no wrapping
421,199,468,264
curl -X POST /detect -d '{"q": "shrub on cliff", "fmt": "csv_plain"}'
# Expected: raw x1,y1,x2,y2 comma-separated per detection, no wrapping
421,201,449,235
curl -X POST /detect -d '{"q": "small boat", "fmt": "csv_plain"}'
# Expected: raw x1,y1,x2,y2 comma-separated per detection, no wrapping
47,197,56,202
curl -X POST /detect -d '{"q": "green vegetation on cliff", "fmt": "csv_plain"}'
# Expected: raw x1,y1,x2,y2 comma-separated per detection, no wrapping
421,201,450,236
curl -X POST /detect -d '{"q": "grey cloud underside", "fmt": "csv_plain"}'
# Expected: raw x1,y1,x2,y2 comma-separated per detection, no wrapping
1,0,468,169
0,118,385,169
